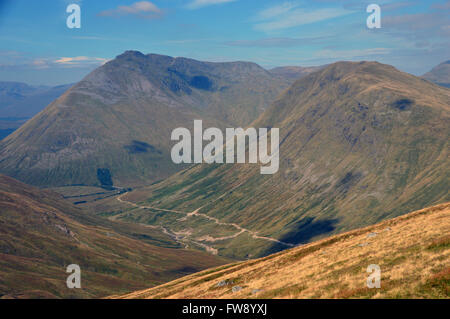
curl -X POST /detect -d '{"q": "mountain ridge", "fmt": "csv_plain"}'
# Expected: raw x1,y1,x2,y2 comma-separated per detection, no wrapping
0,81,72,140
0,81,73,118
0,51,299,187
422,60,450,88
115,60,449,259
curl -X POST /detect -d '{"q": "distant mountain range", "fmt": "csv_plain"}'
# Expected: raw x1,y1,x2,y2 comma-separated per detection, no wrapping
0,174,228,298
422,60,450,88
0,51,306,187
0,81,72,140
0,53,449,299
119,61,449,259
0,81,72,118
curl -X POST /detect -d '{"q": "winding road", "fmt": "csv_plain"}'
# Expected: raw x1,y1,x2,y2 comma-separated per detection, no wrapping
116,191,294,255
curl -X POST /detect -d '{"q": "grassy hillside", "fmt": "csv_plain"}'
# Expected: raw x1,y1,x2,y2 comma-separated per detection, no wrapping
115,202,449,299
269,65,325,81
112,61,449,259
0,51,296,188
0,175,229,298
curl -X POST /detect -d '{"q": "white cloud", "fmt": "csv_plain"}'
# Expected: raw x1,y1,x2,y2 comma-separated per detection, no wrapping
314,48,391,59
0,50,108,70
186,0,237,10
32,59,49,69
99,1,163,19
254,2,353,32
225,36,332,48
54,56,109,67
256,2,297,20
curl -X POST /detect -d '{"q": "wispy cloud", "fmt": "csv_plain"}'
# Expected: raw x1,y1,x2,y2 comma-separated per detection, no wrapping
225,36,332,48
71,36,106,40
54,56,109,67
2,56,108,69
0,50,108,70
0,56,109,74
164,38,216,44
431,0,450,10
186,0,237,10
382,1,418,12
98,1,163,19
0,50,22,58
314,48,391,60
378,7,450,49
254,2,353,32
383,12,450,36
257,2,297,20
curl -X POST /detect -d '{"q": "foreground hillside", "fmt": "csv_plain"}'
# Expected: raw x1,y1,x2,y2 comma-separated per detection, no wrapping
0,175,228,298
116,203,449,299
120,61,449,259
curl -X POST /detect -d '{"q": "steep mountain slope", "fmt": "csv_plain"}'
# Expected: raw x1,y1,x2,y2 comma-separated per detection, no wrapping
0,175,228,298
116,202,449,299
116,61,450,259
0,51,294,187
422,60,450,88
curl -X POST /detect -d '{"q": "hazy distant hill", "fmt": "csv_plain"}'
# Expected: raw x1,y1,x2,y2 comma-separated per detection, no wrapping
0,51,295,187
0,175,228,298
120,61,449,259
0,81,72,118
422,60,450,88
0,81,72,140
0,82,37,109
116,202,449,299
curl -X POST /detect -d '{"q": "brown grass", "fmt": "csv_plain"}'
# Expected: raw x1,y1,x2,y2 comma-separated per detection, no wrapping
112,202,450,299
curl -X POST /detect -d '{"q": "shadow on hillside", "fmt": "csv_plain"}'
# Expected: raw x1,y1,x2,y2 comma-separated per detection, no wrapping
266,217,339,255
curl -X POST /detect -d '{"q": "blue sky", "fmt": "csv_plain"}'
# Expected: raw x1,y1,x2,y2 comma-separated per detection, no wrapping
0,0,448,85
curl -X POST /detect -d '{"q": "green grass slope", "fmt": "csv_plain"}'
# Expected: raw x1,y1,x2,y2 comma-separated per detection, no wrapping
116,61,450,259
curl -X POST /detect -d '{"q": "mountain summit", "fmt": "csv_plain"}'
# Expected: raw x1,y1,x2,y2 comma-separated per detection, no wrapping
0,51,295,187
422,60,450,88
121,61,449,258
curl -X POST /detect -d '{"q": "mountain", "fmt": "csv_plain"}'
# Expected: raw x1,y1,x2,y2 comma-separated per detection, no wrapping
0,82,37,110
0,175,228,298
270,65,325,81
422,60,450,88
0,118,26,141
115,202,449,299
0,81,72,118
0,82,72,140
114,61,450,259
0,51,295,187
